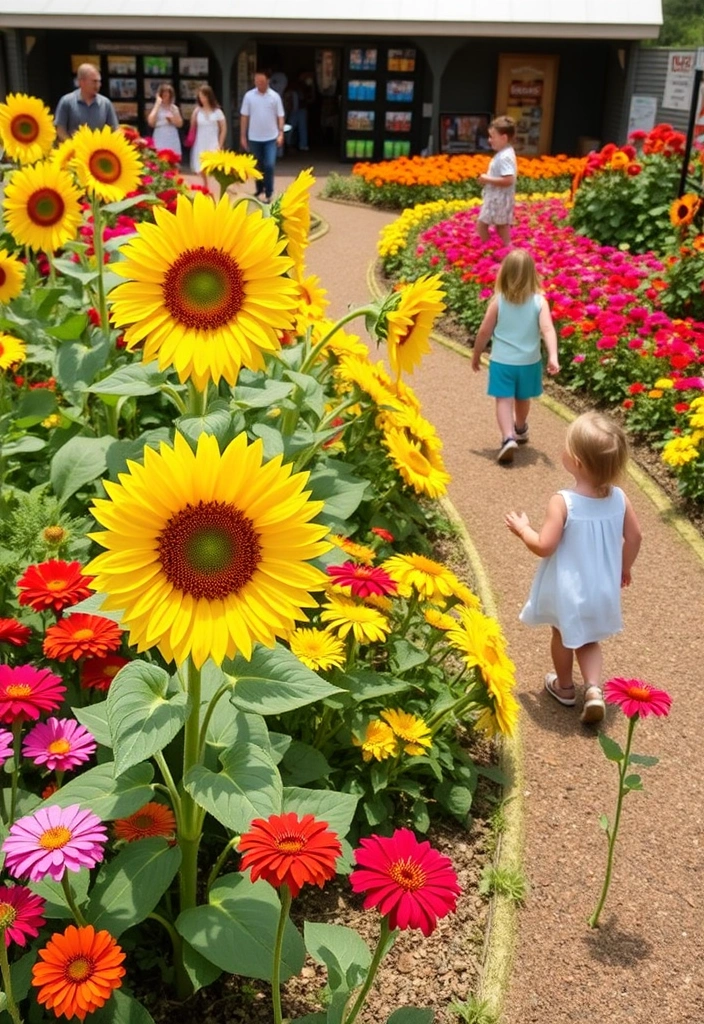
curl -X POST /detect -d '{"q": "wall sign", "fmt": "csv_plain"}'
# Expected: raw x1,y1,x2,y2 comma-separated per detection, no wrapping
662,51,696,111
495,54,559,155
627,95,658,135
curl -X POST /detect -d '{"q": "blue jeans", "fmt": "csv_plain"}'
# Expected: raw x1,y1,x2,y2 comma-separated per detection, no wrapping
249,138,277,199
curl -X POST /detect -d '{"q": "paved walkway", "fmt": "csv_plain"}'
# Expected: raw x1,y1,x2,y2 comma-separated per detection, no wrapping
295,173,704,1024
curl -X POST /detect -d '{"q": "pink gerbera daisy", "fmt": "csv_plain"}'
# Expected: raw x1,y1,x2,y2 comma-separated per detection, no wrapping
0,728,13,767
0,664,66,724
0,884,46,947
2,804,107,882
326,561,398,598
23,718,97,772
350,827,461,936
603,677,672,718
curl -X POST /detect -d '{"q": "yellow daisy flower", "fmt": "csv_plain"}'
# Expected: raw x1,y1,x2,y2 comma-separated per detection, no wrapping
289,627,346,672
86,431,331,669
380,708,432,755
0,93,56,164
388,376,423,412
314,319,369,360
383,552,461,603
72,125,143,203
424,607,457,631
450,580,481,609
329,535,376,566
353,720,398,762
109,192,298,390
319,596,390,644
446,606,516,701
49,138,77,171
475,689,520,737
0,333,26,371
661,435,700,467
293,273,329,334
383,427,451,499
380,405,443,452
688,412,704,429
384,274,446,380
0,249,26,303
199,150,262,186
3,160,83,252
654,377,674,389
336,356,404,411
276,168,315,273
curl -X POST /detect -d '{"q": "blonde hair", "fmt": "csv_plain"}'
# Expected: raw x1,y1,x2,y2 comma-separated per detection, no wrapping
496,248,540,305
490,115,516,139
566,411,629,493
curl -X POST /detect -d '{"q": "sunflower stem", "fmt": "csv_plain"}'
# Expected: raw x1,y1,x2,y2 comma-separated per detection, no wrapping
342,917,393,1024
197,683,231,761
396,592,420,640
160,385,187,416
271,883,293,1024
147,911,180,959
186,379,208,417
90,196,111,348
0,929,23,1024
299,307,377,375
178,658,203,917
588,715,637,928
205,834,240,899
61,874,88,927
153,751,182,818
9,719,22,825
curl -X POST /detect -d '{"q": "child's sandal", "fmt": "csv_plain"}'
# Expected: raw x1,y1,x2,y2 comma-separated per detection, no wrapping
580,686,605,724
544,673,576,707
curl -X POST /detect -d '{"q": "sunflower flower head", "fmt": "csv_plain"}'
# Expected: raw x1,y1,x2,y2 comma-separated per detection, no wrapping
382,274,446,380
274,168,315,274
72,125,143,203
293,272,329,334
0,333,26,371
0,249,26,303
670,193,701,229
199,149,262,190
87,432,330,669
3,159,83,252
381,708,432,755
353,719,399,762
0,93,56,165
383,428,451,499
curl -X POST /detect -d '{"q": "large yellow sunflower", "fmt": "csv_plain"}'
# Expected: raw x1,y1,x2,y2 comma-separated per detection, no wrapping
0,249,26,303
670,193,701,229
336,356,404,411
72,125,143,203
3,160,83,253
383,428,451,499
199,150,262,186
49,138,77,171
109,192,298,389
0,93,55,164
0,333,26,370
380,405,443,452
475,689,520,737
382,552,460,603
276,168,315,273
384,275,446,380
319,596,390,644
86,431,331,669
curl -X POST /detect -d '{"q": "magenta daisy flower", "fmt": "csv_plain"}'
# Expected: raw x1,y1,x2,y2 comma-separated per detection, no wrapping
0,885,46,947
326,561,398,598
0,664,66,724
0,727,13,767
603,677,672,719
2,804,107,882
23,718,97,772
349,827,461,936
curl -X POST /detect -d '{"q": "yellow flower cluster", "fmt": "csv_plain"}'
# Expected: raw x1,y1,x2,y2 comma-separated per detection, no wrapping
354,709,432,762
662,396,704,468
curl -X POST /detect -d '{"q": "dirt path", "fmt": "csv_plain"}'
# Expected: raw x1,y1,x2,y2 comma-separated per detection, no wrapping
302,180,704,1024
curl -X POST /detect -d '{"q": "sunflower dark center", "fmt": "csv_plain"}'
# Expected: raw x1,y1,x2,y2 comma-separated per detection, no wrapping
388,858,426,891
27,188,65,227
0,268,6,287
11,114,39,143
66,956,93,983
88,149,122,183
396,316,417,346
163,247,245,330
158,500,261,600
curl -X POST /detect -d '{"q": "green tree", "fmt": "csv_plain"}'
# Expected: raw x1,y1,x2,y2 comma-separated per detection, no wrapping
658,0,704,46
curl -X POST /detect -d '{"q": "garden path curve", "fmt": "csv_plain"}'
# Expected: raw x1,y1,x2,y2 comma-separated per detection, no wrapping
275,164,704,1024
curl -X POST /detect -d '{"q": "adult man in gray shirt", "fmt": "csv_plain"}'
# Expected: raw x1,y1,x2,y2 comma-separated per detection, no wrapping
54,63,119,140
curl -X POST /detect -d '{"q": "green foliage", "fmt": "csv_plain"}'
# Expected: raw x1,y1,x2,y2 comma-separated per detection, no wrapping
449,995,499,1024
658,0,704,45
85,838,181,936
478,865,527,903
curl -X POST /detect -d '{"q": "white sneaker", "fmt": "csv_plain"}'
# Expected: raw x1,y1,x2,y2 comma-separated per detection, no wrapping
497,438,518,464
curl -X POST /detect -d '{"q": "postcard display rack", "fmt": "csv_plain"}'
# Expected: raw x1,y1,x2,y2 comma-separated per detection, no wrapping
71,53,210,135
341,45,422,162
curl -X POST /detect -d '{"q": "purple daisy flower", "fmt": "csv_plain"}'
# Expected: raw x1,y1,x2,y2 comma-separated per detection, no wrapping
2,804,107,882
22,717,97,772
0,727,13,767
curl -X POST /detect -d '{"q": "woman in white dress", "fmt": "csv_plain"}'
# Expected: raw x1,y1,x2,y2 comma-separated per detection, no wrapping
189,85,226,187
147,84,183,159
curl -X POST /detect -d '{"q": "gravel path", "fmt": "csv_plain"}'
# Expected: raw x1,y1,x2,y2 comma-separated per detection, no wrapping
297,175,704,1024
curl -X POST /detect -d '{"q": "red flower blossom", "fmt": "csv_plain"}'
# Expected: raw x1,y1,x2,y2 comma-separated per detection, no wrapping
371,527,395,543
17,561,93,615
87,308,101,327
113,802,177,843
628,382,646,395
622,399,634,409
326,562,398,598
0,884,46,947
603,677,672,718
238,812,341,897
350,828,461,936
0,618,31,647
43,614,122,662
674,402,690,413
0,665,66,724
80,655,128,692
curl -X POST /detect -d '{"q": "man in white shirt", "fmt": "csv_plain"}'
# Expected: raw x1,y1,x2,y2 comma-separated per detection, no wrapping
240,70,285,203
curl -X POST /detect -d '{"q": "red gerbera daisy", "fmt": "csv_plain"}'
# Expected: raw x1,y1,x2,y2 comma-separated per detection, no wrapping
0,884,46,947
0,664,66,724
350,827,461,936
326,561,398,598
80,655,128,692
113,802,177,843
0,618,31,647
603,677,672,719
238,812,342,898
43,614,122,662
17,560,93,615
371,527,394,543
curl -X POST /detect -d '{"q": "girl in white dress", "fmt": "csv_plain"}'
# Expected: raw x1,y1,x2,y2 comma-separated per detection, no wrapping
147,84,183,158
505,412,643,723
188,85,226,187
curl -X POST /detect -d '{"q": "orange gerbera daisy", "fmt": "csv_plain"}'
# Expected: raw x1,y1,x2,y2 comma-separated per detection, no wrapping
32,924,126,1020
43,614,122,662
113,802,177,843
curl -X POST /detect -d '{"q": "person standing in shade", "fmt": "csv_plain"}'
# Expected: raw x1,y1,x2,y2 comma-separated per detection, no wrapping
147,83,183,158
240,71,285,203
54,63,119,141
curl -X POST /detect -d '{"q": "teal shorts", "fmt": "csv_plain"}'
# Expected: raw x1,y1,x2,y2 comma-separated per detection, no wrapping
487,359,543,400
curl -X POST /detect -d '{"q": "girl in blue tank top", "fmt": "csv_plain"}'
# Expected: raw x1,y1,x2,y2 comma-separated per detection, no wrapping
472,249,560,464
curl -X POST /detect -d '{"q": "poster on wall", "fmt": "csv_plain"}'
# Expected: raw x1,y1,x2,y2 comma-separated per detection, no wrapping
439,113,490,153
495,54,559,155
627,95,658,135
179,56,208,76
107,55,136,75
144,55,173,76
316,49,340,95
71,54,98,74
695,81,704,146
